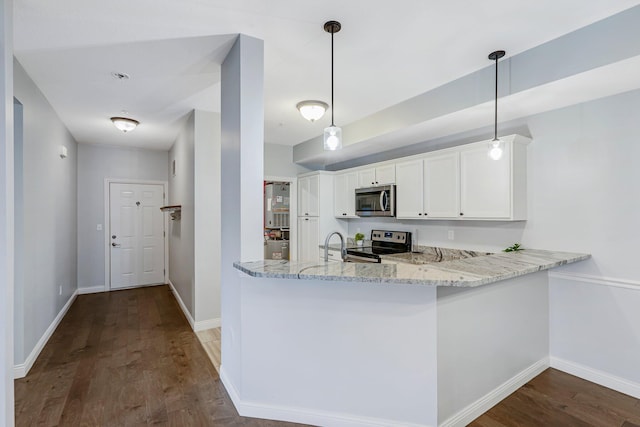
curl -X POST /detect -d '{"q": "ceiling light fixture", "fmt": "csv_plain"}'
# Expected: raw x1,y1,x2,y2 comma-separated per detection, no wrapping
296,100,328,122
323,20,342,151
488,50,506,160
110,116,140,133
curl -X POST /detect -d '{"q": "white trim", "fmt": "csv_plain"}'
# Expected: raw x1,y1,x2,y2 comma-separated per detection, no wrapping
194,318,221,332
77,285,105,295
167,279,195,330
549,271,640,290
220,366,428,427
439,358,550,427
104,178,169,292
550,356,640,400
13,290,78,379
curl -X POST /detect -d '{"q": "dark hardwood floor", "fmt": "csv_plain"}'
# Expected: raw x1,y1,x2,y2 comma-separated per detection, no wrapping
15,285,640,426
470,368,640,427
14,285,305,426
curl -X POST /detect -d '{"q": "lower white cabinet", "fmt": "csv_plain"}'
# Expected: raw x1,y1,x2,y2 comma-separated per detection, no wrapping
298,217,319,262
319,248,342,262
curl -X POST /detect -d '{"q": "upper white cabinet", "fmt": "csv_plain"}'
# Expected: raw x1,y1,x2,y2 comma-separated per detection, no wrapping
298,174,319,217
395,159,424,219
394,135,530,221
357,164,396,187
334,171,359,218
424,151,460,218
459,136,528,220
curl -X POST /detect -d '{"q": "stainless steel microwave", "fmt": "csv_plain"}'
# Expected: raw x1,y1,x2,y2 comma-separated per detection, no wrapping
355,185,395,217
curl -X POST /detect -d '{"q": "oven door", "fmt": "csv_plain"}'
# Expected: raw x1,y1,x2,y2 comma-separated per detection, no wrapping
355,185,395,217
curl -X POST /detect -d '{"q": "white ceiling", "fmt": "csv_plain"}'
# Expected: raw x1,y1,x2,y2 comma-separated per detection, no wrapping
13,0,640,152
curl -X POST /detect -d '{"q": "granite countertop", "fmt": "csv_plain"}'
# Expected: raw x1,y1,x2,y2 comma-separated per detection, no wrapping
234,249,590,288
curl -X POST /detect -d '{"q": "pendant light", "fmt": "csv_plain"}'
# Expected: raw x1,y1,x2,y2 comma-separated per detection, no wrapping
487,50,505,160
323,20,342,151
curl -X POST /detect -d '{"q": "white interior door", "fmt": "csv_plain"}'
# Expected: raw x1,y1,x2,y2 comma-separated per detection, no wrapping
110,183,165,289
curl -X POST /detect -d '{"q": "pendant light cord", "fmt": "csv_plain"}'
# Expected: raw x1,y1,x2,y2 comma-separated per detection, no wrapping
331,30,335,127
493,55,498,141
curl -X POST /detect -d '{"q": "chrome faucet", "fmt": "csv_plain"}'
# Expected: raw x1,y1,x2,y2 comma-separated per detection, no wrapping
324,231,347,262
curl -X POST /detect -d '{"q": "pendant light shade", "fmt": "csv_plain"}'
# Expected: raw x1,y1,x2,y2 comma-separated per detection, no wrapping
297,100,328,122
111,116,139,133
323,20,342,151
487,50,505,160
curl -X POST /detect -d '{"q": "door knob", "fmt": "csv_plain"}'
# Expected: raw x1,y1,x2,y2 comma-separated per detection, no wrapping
112,242,121,247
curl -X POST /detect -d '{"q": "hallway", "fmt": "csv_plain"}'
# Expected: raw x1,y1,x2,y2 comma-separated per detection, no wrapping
14,285,303,426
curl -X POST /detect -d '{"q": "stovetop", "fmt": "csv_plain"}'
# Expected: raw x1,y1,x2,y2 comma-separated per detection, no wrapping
345,230,412,259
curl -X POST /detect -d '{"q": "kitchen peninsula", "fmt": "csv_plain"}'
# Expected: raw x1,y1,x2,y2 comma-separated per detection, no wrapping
225,249,589,427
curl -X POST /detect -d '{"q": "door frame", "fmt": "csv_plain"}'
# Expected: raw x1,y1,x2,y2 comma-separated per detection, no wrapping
103,178,169,292
264,175,297,261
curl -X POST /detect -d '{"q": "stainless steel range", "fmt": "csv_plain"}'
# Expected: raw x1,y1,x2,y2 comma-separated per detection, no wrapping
345,230,412,263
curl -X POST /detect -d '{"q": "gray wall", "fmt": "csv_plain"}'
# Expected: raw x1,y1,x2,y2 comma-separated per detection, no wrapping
13,59,77,365
264,143,310,177
168,112,195,317
77,144,168,290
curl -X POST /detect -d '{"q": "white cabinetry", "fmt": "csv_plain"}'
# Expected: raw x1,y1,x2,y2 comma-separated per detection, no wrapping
298,217,319,262
459,136,528,220
395,135,530,221
298,174,319,217
297,172,348,262
357,164,396,187
319,248,342,262
334,172,358,218
395,159,424,219
424,151,460,218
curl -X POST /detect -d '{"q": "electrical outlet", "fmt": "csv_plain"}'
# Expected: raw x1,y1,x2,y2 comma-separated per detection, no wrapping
448,230,455,240
59,285,62,295
97,224,103,231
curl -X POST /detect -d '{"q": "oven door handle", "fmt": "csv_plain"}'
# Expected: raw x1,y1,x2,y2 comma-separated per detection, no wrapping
380,191,387,211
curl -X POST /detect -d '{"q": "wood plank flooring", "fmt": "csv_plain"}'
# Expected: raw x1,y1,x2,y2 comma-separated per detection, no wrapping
14,285,305,426
15,285,640,426
470,368,640,427
196,328,221,375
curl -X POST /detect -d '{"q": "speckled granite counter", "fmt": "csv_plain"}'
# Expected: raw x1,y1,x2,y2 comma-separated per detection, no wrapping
234,249,590,287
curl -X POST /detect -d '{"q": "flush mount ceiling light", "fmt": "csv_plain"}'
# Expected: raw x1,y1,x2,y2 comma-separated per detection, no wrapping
488,50,506,160
296,100,328,122
323,20,342,151
110,116,140,133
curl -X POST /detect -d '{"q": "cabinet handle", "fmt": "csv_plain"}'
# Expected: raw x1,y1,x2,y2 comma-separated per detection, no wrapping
343,213,347,216
460,213,464,216
418,213,422,216
371,181,375,185
424,213,428,216
305,218,309,221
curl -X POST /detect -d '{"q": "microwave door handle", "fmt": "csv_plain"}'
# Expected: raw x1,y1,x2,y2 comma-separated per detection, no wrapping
380,191,387,211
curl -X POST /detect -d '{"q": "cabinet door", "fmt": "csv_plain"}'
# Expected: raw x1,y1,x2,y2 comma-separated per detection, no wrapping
298,175,319,217
424,152,460,218
358,168,377,188
460,143,511,218
298,216,319,261
395,160,424,219
375,164,396,185
334,172,358,217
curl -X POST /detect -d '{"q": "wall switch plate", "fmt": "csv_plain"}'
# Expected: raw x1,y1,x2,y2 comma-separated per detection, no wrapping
59,285,62,295
448,230,455,240
97,224,103,231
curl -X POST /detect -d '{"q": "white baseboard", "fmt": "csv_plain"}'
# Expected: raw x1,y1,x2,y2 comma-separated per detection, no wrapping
220,366,433,427
77,285,105,295
14,289,79,379
550,356,640,399
439,357,550,427
167,280,195,330
194,318,221,332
